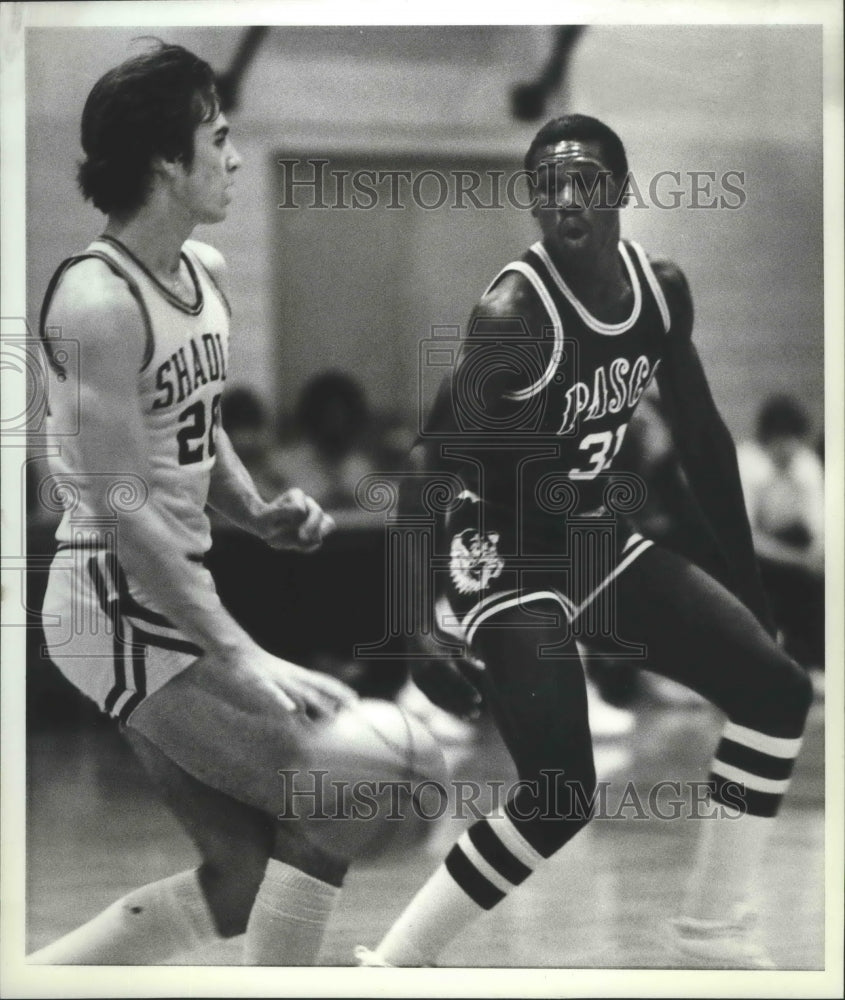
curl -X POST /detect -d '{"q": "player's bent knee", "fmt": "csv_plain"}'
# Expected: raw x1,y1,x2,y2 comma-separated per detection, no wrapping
736,652,813,738
765,656,813,733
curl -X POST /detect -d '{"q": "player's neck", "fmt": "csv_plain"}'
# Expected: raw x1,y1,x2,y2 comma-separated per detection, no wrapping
104,203,194,280
548,238,628,309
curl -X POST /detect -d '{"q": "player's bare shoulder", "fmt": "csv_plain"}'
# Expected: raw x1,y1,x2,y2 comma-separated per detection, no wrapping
47,256,147,368
459,267,552,404
649,256,694,340
471,269,546,336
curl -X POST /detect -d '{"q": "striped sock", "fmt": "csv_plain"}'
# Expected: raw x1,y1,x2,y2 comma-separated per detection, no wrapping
374,811,545,967
683,720,803,922
710,720,803,818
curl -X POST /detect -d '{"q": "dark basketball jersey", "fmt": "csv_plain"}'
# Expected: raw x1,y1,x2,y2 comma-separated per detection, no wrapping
424,238,672,551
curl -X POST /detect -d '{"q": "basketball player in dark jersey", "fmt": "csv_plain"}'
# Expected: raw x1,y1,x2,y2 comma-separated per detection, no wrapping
356,115,813,969
29,43,360,966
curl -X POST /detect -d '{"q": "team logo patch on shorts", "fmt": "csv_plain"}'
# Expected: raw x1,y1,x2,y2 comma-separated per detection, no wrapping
449,528,505,595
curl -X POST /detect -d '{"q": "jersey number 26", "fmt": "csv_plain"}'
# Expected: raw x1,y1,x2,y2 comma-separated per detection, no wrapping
177,394,222,465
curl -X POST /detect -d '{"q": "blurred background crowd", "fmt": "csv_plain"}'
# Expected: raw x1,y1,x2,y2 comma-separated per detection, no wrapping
24,24,826,743
28,370,826,741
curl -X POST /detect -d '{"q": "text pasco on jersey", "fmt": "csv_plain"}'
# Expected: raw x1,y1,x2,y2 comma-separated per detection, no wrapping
557,353,660,436
152,332,227,410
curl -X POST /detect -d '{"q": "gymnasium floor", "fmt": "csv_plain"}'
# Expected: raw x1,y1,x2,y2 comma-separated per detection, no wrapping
25,682,825,973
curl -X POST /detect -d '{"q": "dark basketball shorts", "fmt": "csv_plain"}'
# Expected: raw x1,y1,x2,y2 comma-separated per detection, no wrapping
436,492,653,649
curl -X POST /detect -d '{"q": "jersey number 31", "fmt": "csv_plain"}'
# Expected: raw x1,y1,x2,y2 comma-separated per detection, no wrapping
569,424,628,480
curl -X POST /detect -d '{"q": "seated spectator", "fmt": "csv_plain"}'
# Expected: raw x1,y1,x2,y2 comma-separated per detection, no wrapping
737,395,824,667
272,371,380,527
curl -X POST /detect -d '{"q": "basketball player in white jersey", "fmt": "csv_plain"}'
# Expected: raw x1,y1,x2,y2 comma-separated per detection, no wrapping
356,115,813,969
30,42,360,966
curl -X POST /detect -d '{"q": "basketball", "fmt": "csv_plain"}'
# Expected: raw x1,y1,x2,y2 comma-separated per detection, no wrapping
287,698,451,862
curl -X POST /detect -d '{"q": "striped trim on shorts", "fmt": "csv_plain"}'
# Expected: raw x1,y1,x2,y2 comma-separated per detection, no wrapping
459,532,653,646
42,544,204,723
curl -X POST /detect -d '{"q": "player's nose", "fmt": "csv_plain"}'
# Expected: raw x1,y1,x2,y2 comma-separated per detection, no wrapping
227,144,243,172
556,179,584,212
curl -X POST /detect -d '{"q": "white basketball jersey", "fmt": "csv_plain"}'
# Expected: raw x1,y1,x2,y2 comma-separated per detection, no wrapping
42,235,230,600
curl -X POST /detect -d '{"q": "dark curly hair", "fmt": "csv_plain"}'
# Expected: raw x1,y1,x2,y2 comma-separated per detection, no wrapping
77,40,220,216
524,113,629,188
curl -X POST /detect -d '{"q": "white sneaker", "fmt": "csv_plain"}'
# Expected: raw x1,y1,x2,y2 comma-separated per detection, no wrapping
354,944,436,967
354,945,393,967
668,910,775,969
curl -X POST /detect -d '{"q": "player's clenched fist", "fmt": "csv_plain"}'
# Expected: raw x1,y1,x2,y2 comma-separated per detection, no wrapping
258,487,336,552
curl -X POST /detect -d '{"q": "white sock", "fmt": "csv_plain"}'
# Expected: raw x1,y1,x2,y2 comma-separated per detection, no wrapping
372,810,547,967
28,869,220,964
374,864,483,967
243,859,341,966
682,719,804,923
683,803,772,922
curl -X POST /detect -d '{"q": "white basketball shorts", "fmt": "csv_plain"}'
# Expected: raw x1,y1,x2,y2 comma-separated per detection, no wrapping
41,542,206,723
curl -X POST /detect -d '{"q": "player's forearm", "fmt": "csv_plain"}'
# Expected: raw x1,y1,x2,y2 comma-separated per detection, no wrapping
679,417,750,545
206,428,267,536
657,337,776,633
676,418,776,633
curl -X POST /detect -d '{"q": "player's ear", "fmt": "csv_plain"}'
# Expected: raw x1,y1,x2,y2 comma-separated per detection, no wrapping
150,154,184,181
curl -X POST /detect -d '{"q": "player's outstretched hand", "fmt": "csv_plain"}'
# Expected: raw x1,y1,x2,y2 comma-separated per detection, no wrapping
408,630,484,721
262,656,359,718
259,487,336,552
215,647,359,718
